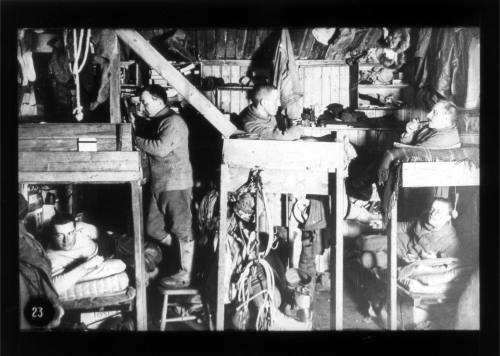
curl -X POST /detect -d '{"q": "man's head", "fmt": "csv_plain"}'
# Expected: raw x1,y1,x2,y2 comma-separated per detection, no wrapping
427,100,457,129
51,213,77,251
251,85,280,117
138,84,169,117
427,198,454,229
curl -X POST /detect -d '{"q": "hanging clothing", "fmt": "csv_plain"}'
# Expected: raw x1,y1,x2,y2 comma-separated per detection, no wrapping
464,32,480,109
413,28,472,110
19,223,61,329
272,28,303,121
91,29,119,108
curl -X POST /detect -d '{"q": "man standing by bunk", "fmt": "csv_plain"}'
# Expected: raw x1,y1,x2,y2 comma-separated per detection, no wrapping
132,84,195,289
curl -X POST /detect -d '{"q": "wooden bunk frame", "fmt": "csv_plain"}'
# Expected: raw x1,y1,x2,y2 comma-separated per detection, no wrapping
385,161,480,330
216,139,345,330
18,123,148,331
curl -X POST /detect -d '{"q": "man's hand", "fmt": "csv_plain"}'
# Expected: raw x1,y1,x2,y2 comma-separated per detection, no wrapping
287,125,303,140
405,119,420,134
89,101,100,111
420,250,438,259
83,255,104,271
369,220,384,230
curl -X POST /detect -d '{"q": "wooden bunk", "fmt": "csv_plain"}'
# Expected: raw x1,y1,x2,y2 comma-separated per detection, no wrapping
217,139,346,330
18,123,148,330
386,161,480,330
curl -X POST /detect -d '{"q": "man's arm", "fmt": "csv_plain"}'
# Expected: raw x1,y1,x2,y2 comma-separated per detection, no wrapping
52,255,104,295
135,117,184,157
76,222,98,240
244,121,302,140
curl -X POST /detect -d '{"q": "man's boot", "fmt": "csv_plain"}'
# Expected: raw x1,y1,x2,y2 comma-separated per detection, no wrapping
160,239,194,288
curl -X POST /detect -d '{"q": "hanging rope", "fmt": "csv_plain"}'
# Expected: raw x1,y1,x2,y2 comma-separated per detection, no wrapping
68,28,91,121
228,168,279,330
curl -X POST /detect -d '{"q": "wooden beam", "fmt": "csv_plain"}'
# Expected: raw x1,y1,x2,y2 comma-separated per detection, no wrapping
131,181,148,330
226,167,329,195
19,171,142,183
19,123,132,139
116,29,237,138
216,164,229,330
222,139,343,171
19,151,141,172
109,34,121,123
387,198,398,330
335,168,345,329
402,162,480,187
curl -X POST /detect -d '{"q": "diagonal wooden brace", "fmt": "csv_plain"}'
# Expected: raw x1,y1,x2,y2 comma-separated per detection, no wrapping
115,29,238,138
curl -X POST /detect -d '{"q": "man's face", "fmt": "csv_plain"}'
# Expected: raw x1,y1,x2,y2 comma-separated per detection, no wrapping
260,90,280,117
53,222,77,251
428,200,452,229
140,91,165,118
427,102,452,129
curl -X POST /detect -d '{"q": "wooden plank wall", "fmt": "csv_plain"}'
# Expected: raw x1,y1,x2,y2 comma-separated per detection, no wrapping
201,60,350,115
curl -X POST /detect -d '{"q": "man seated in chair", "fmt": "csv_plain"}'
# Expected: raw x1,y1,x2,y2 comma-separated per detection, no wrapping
46,213,124,296
346,100,461,209
359,198,460,270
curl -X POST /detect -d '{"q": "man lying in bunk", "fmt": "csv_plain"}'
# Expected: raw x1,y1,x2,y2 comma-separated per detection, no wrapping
46,213,126,297
239,85,303,140
358,197,460,270
346,100,461,216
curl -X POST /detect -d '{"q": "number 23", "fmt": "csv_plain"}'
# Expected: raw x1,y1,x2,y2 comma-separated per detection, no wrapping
31,307,43,318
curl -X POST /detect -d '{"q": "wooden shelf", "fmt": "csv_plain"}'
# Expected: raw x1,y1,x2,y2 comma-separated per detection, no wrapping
358,106,402,110
358,84,409,89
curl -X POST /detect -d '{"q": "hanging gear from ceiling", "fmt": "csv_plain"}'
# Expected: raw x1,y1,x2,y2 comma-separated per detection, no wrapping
64,28,91,122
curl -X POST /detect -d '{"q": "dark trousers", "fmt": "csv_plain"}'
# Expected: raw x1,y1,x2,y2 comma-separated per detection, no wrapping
146,188,193,243
298,230,320,286
345,154,381,201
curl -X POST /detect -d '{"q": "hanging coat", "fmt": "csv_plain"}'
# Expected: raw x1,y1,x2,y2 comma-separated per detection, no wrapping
413,28,471,110
272,28,303,122
19,223,62,329
91,29,119,109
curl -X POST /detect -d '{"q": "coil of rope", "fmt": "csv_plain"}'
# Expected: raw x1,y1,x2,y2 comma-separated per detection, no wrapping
64,28,91,122
230,168,278,330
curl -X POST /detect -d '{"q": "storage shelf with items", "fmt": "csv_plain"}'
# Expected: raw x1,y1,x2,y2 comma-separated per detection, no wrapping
148,62,201,103
354,62,413,120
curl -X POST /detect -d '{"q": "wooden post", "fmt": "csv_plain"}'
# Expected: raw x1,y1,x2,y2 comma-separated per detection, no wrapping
131,180,147,330
67,184,74,215
330,160,345,330
115,29,237,138
216,164,229,330
109,34,121,123
387,199,398,330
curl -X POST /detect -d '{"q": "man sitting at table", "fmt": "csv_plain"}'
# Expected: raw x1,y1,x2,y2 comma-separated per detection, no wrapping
239,85,303,140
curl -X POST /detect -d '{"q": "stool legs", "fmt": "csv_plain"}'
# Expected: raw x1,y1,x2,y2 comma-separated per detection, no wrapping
160,294,169,331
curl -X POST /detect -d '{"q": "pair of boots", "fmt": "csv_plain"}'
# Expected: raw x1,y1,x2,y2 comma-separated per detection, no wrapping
160,239,195,289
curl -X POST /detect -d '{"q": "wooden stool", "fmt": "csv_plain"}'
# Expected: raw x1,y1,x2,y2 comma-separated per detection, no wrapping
158,285,200,331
